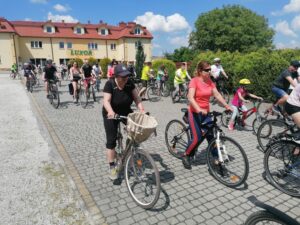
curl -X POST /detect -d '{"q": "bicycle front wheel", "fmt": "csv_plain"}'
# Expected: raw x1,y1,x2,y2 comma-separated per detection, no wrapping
257,100,274,119
51,86,60,109
124,149,160,209
221,110,232,127
264,140,300,197
252,117,266,135
245,211,290,225
79,88,88,108
165,119,190,158
147,87,161,102
207,136,249,187
256,119,289,152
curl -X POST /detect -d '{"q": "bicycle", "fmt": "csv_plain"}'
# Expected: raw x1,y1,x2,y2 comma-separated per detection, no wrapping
264,133,300,197
47,79,60,109
210,78,230,105
245,195,300,225
112,112,160,209
74,78,95,108
221,100,265,132
10,70,21,80
256,118,297,152
146,78,161,102
165,108,249,187
171,81,189,103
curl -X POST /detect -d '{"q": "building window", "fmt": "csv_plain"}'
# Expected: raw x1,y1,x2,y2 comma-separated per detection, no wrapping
134,27,141,35
46,26,52,33
31,41,42,49
59,42,64,49
110,43,116,50
67,42,72,49
135,41,142,48
100,29,108,35
76,27,82,34
88,43,98,50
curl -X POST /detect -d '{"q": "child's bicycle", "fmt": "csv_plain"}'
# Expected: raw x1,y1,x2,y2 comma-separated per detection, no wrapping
221,100,265,133
112,112,160,209
165,108,249,187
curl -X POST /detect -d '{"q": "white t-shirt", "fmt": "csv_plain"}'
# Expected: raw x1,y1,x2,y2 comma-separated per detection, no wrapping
287,83,300,107
92,65,102,76
211,64,224,79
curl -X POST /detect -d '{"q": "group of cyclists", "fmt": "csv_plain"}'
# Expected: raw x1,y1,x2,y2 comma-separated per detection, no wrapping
15,56,300,178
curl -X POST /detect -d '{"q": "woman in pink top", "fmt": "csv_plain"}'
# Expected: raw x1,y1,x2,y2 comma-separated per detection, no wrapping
182,61,232,169
107,60,118,79
228,79,263,130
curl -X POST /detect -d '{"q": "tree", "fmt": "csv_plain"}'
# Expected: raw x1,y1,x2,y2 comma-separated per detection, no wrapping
189,5,275,53
99,58,111,78
135,41,146,78
164,47,197,62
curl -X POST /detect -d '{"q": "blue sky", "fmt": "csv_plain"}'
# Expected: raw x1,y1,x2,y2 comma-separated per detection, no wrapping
2,0,300,56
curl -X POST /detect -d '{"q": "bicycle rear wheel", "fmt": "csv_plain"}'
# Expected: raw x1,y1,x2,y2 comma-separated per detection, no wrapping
256,119,289,152
245,210,290,225
124,149,160,209
221,110,232,127
252,117,266,135
264,140,300,197
147,87,161,102
165,119,190,158
207,136,249,187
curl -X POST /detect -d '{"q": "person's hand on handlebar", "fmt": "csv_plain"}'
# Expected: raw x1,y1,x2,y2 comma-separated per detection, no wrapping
107,111,116,119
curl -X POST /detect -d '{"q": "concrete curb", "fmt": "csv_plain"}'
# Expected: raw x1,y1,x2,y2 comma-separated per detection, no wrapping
28,91,108,225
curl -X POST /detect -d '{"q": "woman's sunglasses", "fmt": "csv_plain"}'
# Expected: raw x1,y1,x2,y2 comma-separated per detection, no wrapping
202,68,211,72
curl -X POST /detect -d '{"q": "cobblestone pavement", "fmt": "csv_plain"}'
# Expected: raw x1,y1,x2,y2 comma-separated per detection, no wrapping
31,79,299,225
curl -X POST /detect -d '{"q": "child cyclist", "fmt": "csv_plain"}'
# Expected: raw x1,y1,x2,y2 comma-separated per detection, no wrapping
228,79,263,130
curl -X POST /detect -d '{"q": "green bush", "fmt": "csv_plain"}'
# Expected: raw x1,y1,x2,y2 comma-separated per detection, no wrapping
100,58,111,78
87,57,98,66
69,58,83,67
152,58,176,87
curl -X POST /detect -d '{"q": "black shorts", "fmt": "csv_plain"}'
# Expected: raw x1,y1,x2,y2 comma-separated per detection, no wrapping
73,76,81,82
142,80,148,88
285,102,300,115
103,116,128,149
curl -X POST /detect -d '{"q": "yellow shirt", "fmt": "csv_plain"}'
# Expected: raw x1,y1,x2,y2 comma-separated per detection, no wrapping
141,66,150,81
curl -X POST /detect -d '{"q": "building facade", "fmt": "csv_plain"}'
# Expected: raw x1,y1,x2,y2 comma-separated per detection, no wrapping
0,17,153,70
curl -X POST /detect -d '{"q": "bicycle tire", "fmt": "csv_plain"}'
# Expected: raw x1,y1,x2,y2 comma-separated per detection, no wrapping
245,210,290,225
207,136,249,187
79,88,88,108
124,148,160,209
161,83,170,97
256,119,289,152
257,100,274,119
165,119,190,158
147,87,161,102
221,110,232,127
92,86,96,102
51,85,60,109
252,117,266,135
264,140,300,197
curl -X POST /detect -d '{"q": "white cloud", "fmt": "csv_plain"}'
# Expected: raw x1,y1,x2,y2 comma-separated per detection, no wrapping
283,0,300,13
30,0,48,3
135,12,190,33
47,12,78,23
169,36,189,46
291,15,300,30
53,4,70,12
24,18,32,21
275,21,297,37
276,40,300,49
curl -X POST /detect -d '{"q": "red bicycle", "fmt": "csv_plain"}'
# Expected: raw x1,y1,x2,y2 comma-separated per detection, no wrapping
221,100,265,133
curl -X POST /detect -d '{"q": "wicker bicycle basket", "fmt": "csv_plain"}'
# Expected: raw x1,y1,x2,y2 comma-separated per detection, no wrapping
126,112,158,143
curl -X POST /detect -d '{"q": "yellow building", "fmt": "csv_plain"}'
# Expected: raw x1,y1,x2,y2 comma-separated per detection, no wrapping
0,17,153,70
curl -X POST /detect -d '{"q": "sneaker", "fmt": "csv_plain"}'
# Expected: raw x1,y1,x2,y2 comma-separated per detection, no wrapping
272,105,281,115
228,122,234,131
215,163,229,177
109,166,119,180
73,98,77,103
182,155,192,169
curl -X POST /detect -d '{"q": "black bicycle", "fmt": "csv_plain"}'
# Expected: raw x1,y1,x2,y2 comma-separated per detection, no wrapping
47,79,60,109
165,108,249,187
245,196,300,225
264,133,300,197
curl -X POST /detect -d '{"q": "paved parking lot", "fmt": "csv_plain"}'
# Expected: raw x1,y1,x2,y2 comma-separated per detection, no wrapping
31,79,299,225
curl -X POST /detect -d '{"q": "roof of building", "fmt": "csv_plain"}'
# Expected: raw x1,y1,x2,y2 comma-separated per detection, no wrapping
0,17,153,40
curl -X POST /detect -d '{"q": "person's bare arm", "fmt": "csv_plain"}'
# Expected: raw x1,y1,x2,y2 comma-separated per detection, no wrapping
213,88,231,110
103,93,115,118
286,76,298,88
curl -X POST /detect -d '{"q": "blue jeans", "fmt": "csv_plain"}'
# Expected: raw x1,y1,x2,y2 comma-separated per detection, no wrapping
272,86,287,99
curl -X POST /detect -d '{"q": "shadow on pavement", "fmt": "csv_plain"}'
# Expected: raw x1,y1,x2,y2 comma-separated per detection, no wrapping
148,187,170,212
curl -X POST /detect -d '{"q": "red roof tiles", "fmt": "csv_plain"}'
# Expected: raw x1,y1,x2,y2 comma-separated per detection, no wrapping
0,18,153,40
